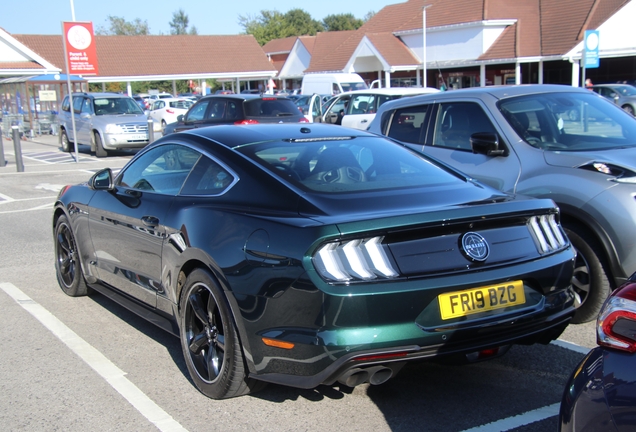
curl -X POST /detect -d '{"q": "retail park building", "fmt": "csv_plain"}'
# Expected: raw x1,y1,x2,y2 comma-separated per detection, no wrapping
1,0,635,119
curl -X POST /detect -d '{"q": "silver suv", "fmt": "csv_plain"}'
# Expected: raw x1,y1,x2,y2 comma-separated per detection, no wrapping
59,92,149,157
369,84,636,323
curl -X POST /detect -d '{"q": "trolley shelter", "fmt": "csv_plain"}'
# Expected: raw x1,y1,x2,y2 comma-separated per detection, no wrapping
0,74,86,138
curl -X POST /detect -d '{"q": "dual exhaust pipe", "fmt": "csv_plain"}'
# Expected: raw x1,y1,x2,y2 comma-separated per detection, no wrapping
337,363,405,387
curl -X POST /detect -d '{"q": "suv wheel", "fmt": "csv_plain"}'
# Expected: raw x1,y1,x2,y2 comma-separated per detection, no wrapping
60,129,75,152
565,226,611,324
94,132,108,158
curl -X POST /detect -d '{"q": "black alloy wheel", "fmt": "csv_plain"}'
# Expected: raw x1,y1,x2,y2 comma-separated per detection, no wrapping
565,226,611,324
179,269,264,399
54,215,90,296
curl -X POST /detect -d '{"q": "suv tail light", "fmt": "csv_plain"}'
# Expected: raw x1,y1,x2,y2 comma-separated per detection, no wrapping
298,117,310,123
597,281,636,353
234,119,260,125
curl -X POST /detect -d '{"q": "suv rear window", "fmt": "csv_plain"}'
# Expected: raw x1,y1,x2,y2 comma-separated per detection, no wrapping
244,99,300,118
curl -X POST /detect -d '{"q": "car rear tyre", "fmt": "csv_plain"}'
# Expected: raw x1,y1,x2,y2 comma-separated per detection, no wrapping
622,105,635,116
94,132,108,158
161,120,167,134
54,215,90,297
565,226,611,324
179,269,264,399
60,129,75,152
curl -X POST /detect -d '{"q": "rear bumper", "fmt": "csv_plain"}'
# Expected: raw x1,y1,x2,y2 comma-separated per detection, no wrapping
251,292,575,389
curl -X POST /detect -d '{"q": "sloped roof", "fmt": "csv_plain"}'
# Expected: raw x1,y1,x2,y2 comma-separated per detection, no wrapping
305,30,358,73
306,0,629,73
479,23,517,60
0,61,46,70
298,36,316,56
365,33,421,66
13,34,276,78
262,36,298,54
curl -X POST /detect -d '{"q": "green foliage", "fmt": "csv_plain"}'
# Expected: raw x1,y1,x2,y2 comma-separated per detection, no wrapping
239,9,324,45
170,9,197,35
95,15,150,35
322,14,364,31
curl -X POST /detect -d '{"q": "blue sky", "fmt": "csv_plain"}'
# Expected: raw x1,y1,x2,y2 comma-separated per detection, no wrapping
4,1,397,36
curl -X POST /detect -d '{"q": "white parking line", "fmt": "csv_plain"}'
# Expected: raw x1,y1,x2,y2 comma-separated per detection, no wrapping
459,339,590,431
0,202,54,214
460,403,560,432
0,282,188,432
0,191,14,202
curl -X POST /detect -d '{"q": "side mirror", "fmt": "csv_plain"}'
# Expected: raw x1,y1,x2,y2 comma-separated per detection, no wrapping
470,132,505,156
89,168,114,191
177,114,184,122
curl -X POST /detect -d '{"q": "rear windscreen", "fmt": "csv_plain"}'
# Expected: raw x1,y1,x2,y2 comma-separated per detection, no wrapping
244,99,300,117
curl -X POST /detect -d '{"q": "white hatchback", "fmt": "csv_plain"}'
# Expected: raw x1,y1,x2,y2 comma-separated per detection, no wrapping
148,98,194,133
318,87,440,130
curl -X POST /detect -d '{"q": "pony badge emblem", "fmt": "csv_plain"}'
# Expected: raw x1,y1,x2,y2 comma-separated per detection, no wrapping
461,232,490,262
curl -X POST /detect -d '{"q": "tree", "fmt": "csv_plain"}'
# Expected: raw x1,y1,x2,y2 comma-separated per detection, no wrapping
170,9,198,35
239,9,324,45
95,15,150,35
322,14,364,32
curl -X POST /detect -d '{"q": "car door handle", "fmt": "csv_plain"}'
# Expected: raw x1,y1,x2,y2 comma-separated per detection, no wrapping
361,119,368,123
141,216,159,227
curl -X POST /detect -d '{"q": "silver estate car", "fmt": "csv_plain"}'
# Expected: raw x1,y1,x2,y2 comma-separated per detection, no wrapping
589,83,636,116
368,84,636,323
59,92,149,157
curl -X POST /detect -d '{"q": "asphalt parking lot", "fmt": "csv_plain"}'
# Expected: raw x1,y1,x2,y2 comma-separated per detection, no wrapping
0,132,597,432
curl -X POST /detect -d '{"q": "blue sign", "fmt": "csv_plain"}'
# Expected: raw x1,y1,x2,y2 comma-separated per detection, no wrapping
584,30,600,69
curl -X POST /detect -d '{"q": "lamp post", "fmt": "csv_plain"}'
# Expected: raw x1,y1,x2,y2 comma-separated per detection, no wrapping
422,5,431,88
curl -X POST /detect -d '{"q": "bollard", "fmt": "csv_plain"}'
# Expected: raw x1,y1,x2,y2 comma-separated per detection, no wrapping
0,125,6,167
12,125,24,172
147,118,155,144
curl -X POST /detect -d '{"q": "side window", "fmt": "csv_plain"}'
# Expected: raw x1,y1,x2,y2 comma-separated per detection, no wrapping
226,101,240,120
432,102,496,150
350,95,375,114
81,98,92,114
207,100,227,120
118,145,201,195
180,155,235,195
73,97,83,114
186,100,210,122
386,105,429,144
61,97,70,112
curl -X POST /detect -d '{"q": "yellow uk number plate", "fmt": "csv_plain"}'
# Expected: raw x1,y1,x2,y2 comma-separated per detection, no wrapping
438,280,526,320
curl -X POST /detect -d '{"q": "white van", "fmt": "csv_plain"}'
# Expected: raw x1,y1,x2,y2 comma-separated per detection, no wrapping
317,87,440,129
301,73,367,95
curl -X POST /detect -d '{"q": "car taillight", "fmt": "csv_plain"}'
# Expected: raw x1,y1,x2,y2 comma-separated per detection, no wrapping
166,109,175,114
597,281,636,353
298,117,310,123
234,119,259,125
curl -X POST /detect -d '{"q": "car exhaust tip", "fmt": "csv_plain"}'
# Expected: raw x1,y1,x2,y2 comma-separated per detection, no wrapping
338,369,370,387
368,366,393,385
